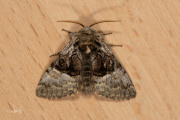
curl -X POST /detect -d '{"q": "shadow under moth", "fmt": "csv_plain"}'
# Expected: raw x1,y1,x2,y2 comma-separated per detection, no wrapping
36,20,136,100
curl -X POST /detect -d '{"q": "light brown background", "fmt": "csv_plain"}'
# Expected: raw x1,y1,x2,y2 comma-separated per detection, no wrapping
0,0,180,120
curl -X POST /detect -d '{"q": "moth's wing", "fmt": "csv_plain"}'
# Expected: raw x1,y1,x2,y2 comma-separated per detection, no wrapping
36,39,81,99
36,65,79,99
93,42,136,100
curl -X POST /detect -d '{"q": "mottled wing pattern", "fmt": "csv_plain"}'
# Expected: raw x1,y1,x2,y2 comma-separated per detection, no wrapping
93,42,136,100
36,65,79,99
36,40,81,99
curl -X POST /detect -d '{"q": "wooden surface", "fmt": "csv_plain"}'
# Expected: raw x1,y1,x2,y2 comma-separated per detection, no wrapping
0,0,180,120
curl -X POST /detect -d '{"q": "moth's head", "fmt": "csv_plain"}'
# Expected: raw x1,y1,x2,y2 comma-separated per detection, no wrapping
78,26,96,35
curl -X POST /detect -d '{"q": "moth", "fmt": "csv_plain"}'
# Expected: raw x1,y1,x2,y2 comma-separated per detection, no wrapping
36,20,136,100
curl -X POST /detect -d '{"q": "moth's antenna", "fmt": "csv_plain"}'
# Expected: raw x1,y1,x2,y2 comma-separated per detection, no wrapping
57,20,85,27
89,20,121,27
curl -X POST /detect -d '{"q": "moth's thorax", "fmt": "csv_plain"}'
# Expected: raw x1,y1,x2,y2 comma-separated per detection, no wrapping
76,26,101,54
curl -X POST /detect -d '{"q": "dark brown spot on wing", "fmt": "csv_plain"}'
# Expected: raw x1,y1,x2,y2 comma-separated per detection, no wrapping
53,54,81,76
69,54,81,76
92,54,115,76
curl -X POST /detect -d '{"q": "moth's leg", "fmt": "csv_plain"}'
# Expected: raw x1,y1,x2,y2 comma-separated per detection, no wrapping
62,29,72,33
107,44,123,47
99,32,122,47
50,52,61,57
102,32,112,36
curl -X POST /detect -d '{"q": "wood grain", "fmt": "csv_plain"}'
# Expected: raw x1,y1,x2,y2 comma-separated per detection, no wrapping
0,0,179,120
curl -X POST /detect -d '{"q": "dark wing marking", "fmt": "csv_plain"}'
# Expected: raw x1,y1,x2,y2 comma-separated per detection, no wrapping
93,42,136,100
36,39,81,99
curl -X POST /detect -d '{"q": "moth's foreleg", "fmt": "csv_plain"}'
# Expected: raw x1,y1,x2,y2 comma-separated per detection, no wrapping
107,44,123,47
62,29,72,33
